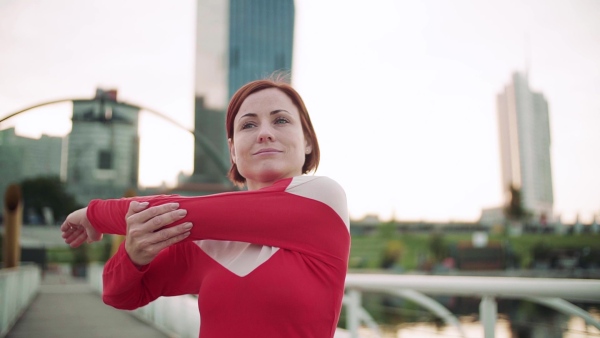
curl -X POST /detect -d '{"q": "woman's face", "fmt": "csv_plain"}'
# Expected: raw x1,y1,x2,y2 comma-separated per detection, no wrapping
229,88,311,190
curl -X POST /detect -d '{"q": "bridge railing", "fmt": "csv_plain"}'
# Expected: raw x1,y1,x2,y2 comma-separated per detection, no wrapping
0,265,41,337
88,263,200,338
344,273,600,338
87,264,600,338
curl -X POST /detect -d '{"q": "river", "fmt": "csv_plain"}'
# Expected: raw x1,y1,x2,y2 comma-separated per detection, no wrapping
353,295,600,338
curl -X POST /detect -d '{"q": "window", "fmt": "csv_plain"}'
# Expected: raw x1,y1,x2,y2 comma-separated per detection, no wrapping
98,150,113,169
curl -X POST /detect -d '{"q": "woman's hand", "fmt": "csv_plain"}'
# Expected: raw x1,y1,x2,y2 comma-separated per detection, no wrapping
61,207,103,247
124,201,193,266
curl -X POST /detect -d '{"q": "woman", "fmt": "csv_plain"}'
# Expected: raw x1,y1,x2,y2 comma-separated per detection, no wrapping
61,79,350,338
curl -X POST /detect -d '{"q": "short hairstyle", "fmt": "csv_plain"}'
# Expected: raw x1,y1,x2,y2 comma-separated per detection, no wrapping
226,79,320,186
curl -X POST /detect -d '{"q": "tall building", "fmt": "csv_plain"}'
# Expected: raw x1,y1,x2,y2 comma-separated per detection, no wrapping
66,89,140,205
191,0,295,184
228,0,295,99
496,72,554,220
0,128,63,212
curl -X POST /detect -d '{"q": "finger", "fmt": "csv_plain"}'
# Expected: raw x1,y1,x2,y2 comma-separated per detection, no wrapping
154,231,191,252
70,230,88,248
62,226,76,238
129,205,187,232
131,203,180,225
60,221,71,232
149,222,193,244
126,201,150,218
148,209,188,232
64,226,83,241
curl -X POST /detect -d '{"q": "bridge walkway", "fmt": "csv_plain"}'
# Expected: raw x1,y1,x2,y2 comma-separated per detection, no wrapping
7,270,168,338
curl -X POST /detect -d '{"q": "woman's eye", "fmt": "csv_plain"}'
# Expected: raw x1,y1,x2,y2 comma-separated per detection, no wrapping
241,122,256,129
275,117,289,124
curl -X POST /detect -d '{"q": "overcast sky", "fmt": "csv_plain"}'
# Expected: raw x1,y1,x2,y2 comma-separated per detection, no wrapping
1,0,599,223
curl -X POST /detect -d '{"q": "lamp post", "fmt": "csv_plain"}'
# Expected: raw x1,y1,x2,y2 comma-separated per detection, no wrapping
2,184,23,268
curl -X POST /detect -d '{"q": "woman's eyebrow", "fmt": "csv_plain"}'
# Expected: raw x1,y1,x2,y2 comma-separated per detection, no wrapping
239,109,291,119
271,109,290,115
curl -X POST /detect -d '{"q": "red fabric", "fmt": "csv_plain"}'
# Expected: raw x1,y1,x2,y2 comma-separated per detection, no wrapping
92,177,350,338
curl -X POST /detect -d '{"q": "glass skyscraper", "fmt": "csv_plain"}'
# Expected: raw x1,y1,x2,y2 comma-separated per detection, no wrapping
497,72,554,221
228,0,295,99
192,0,295,184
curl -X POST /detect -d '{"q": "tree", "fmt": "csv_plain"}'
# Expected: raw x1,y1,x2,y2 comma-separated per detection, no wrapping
428,232,447,264
20,176,82,224
503,184,531,236
504,184,530,221
505,184,522,220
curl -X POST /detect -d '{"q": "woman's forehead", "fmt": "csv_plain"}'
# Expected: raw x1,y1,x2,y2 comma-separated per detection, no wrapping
237,88,298,117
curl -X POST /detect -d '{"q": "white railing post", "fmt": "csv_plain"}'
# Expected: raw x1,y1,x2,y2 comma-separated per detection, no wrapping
346,289,361,338
480,295,497,338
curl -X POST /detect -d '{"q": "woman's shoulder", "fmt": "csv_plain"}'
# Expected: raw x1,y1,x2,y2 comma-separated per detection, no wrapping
287,175,345,193
286,176,349,228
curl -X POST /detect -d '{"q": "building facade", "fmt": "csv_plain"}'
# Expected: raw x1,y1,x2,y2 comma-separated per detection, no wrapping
496,72,554,221
191,0,295,184
0,128,63,212
66,89,140,205
228,0,295,99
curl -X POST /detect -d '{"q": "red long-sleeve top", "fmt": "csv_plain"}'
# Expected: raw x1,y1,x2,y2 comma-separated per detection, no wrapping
87,176,350,338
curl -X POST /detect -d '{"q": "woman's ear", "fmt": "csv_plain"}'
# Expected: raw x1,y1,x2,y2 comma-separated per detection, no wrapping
305,138,312,155
228,138,236,164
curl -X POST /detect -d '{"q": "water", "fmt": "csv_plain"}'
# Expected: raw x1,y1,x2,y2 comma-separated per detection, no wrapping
390,316,599,338
353,294,600,338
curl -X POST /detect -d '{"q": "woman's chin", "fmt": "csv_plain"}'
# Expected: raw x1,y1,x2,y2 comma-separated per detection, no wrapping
245,168,296,185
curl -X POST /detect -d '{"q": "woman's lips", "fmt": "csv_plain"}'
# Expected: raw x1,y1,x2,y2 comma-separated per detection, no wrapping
253,148,282,155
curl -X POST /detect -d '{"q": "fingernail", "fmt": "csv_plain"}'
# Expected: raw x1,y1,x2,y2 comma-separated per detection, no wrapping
177,209,187,217
140,202,149,207
171,203,180,210
183,222,192,230
184,232,191,237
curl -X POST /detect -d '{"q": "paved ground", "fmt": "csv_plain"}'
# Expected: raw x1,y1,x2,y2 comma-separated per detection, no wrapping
7,272,169,338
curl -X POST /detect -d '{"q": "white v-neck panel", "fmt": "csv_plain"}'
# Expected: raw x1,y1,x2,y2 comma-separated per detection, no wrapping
196,240,279,277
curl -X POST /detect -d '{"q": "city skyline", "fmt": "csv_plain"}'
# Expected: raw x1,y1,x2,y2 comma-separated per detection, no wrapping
193,0,295,183
0,0,598,223
497,72,554,221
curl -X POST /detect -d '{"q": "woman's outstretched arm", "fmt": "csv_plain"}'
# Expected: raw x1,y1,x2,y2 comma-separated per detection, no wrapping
87,176,350,263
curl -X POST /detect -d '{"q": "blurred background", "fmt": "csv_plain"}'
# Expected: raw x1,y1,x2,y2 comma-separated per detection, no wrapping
1,0,598,224
1,1,600,337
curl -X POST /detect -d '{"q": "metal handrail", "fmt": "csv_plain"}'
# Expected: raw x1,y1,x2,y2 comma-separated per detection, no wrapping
344,273,600,338
85,265,600,338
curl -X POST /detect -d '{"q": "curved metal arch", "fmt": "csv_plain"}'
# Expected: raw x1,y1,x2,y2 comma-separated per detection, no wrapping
0,97,230,182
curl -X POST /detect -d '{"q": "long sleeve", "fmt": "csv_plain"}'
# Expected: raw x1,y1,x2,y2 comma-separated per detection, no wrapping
102,241,201,310
88,176,350,264
94,176,351,337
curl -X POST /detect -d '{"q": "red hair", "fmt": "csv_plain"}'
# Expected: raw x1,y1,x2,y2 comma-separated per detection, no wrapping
226,79,320,186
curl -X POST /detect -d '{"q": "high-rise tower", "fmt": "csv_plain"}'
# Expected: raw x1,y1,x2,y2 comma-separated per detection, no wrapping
497,72,554,220
192,0,295,184
67,89,139,205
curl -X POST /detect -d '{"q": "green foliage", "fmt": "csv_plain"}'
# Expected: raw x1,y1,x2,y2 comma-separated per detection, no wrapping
71,245,89,265
428,232,448,263
47,243,108,264
378,221,397,240
99,238,113,263
531,241,552,261
504,184,530,221
380,240,403,269
349,232,600,271
20,175,82,223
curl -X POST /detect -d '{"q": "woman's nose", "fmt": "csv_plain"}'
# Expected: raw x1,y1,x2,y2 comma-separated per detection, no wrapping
256,124,275,142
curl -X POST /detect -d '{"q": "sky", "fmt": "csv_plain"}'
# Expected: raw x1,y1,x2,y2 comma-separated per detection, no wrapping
0,0,599,223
